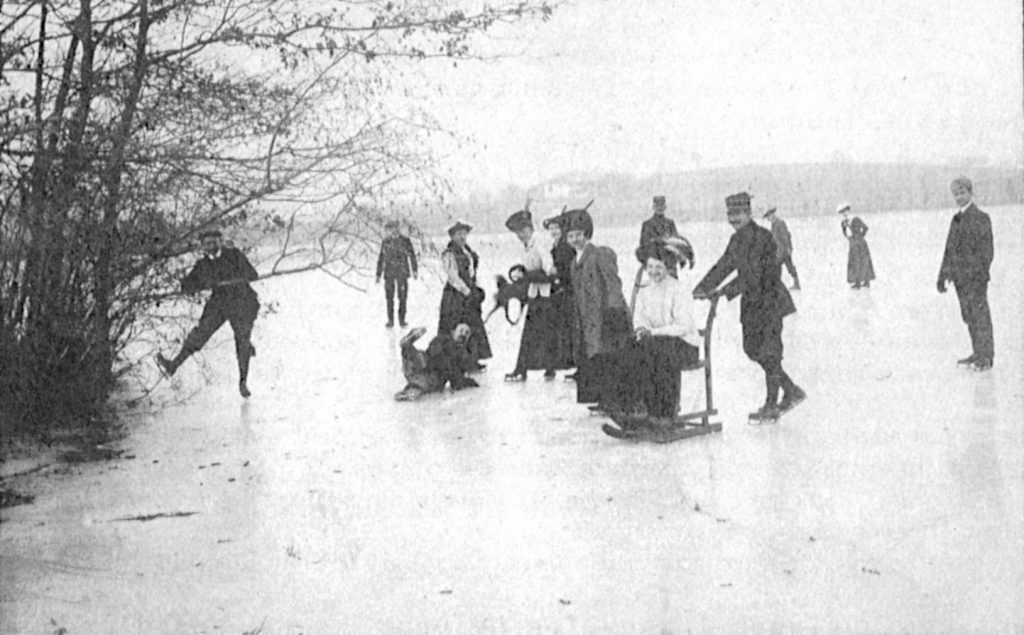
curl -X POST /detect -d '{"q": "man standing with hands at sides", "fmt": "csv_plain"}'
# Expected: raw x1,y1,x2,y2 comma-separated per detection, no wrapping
638,195,681,277
157,229,260,398
376,220,418,328
764,207,800,290
693,192,805,423
937,176,994,371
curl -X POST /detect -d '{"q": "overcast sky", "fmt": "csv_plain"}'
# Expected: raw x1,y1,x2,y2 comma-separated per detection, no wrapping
419,0,1023,190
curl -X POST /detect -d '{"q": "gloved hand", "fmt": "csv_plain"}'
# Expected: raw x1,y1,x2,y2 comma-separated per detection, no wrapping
936,278,947,293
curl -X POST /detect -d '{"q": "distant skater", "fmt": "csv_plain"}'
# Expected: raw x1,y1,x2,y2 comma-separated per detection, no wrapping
638,195,681,277
837,202,875,288
375,220,418,328
157,229,259,398
764,207,800,290
438,221,491,369
394,324,479,401
693,192,805,423
937,175,994,371
564,204,633,406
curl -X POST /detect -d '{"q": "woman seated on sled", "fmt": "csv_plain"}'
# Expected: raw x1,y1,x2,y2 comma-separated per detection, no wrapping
602,242,701,425
395,324,479,401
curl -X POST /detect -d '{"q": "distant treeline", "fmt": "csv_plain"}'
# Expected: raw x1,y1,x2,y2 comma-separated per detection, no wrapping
446,163,1023,234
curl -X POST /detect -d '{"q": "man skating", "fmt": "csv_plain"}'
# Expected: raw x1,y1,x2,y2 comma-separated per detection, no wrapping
764,207,800,290
376,220,418,328
157,229,260,397
937,175,994,371
693,192,805,423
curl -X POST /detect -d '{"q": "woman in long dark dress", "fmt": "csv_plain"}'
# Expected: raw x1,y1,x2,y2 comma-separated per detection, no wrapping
838,202,875,289
543,213,578,374
438,221,492,367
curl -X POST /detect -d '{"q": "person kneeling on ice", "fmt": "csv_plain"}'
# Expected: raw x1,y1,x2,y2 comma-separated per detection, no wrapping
394,324,479,401
602,243,702,426
693,192,806,423
156,229,259,398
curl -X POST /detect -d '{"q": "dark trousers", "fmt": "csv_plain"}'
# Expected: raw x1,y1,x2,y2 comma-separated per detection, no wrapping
743,316,796,405
384,275,409,323
779,254,799,285
183,296,259,381
955,280,994,361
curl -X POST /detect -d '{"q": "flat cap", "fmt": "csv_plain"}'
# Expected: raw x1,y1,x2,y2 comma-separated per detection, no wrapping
725,192,752,211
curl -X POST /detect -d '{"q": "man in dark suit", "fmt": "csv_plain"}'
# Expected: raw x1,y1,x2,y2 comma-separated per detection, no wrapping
376,220,418,328
764,207,800,290
937,175,994,371
157,229,260,397
693,192,805,422
638,195,680,276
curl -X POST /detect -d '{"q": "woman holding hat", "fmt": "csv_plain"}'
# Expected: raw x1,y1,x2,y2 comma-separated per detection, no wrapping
438,221,491,368
837,202,875,289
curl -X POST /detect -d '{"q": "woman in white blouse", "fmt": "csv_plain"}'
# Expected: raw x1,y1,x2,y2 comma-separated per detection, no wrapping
612,243,701,423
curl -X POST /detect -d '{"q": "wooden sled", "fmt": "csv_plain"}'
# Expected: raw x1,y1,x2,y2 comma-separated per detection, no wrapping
602,295,723,443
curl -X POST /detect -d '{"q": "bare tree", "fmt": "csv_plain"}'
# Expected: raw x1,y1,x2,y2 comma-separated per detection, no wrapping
0,0,556,429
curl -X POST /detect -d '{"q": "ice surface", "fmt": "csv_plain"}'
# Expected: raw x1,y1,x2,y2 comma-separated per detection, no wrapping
1,205,1022,633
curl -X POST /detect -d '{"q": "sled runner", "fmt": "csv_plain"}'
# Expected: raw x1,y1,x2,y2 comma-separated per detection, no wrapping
601,296,723,443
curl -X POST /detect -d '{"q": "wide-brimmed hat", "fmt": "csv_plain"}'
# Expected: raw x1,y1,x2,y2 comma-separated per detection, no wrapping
198,228,223,239
564,208,594,239
447,220,472,236
835,202,851,214
504,210,532,232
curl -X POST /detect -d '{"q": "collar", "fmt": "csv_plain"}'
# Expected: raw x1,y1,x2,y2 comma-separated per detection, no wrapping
205,248,222,260
958,202,973,214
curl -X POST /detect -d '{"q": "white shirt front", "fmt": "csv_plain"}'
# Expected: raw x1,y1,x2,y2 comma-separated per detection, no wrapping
633,276,701,347
521,232,555,298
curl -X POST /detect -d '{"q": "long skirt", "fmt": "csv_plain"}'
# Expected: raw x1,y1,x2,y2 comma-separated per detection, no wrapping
846,237,875,285
579,336,699,417
548,289,578,369
438,285,492,361
514,296,575,372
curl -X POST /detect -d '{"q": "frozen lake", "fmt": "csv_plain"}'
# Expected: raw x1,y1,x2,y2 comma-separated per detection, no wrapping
2,204,1022,632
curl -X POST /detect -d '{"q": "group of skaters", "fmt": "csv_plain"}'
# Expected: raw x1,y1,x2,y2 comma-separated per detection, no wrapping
155,175,996,424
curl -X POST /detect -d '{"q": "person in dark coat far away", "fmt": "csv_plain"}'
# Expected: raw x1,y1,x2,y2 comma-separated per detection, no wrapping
937,175,994,371
838,202,875,289
157,229,260,398
764,207,800,290
693,192,805,423
376,220,418,328
638,195,681,277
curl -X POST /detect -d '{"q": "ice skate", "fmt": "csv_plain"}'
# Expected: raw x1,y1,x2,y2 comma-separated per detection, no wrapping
956,353,977,366
504,371,527,382
748,404,780,425
238,380,251,398
400,326,428,348
778,386,806,415
970,358,992,372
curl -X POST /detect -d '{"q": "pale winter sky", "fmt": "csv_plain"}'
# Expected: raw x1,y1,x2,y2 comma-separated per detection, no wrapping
418,0,1023,190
